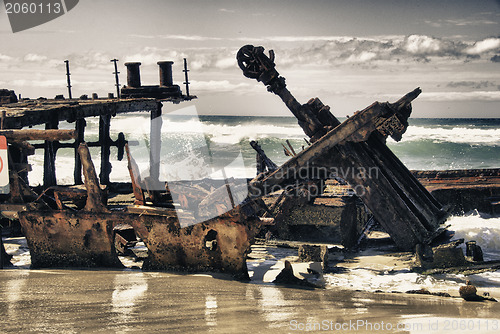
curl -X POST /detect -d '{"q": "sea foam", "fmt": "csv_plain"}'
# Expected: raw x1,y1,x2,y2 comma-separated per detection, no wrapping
391,126,500,146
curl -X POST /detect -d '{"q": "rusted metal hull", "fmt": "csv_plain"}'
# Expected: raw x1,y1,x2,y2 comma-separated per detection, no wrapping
415,168,500,215
19,210,123,268
129,208,260,280
18,205,261,279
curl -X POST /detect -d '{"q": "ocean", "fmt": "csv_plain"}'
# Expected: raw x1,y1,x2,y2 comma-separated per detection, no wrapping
26,114,500,184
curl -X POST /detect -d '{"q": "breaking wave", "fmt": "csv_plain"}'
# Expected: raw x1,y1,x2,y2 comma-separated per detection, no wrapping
27,115,500,184
390,126,500,146
447,213,500,261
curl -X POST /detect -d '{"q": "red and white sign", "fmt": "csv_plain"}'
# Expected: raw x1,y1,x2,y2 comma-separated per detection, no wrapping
0,135,9,193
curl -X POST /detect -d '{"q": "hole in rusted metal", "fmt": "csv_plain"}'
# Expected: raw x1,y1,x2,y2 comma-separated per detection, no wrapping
204,230,218,251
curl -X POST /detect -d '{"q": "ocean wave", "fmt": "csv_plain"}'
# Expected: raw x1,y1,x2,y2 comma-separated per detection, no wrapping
391,126,500,146
95,114,306,145
86,114,500,146
447,213,500,261
26,116,500,184
387,140,500,170
164,119,305,144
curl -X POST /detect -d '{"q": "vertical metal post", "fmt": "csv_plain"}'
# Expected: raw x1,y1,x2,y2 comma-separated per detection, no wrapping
74,118,86,184
99,114,112,185
110,59,120,98
150,102,162,185
183,58,190,98
64,60,72,99
43,114,59,187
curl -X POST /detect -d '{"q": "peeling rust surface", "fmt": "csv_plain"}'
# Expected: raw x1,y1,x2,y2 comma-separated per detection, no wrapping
18,201,261,278
129,204,261,280
18,211,123,268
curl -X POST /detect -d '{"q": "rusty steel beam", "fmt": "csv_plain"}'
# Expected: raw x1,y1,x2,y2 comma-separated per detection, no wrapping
78,143,108,213
0,129,77,142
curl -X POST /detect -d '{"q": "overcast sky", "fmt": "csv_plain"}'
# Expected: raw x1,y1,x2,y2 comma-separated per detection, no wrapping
1,0,499,117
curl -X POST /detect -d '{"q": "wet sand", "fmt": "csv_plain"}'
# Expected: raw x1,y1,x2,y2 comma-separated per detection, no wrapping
1,268,499,334
2,236,500,333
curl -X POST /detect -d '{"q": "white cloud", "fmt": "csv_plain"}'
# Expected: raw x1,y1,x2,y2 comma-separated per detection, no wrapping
420,91,500,102
0,54,14,61
404,35,442,54
159,35,223,41
8,79,109,89
190,80,252,92
219,8,235,13
345,51,377,63
214,57,236,69
265,36,354,42
9,79,67,88
23,53,48,62
129,34,222,41
445,18,498,26
466,37,500,54
267,34,500,68
424,12,499,28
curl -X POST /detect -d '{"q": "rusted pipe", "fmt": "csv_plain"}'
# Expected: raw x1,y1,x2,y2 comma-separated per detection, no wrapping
125,62,142,88
157,61,174,86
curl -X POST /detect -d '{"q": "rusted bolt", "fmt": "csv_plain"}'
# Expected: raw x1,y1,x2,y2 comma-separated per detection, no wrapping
124,62,142,88
157,61,174,86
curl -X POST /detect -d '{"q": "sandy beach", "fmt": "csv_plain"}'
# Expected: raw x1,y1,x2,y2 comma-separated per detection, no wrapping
2,237,500,333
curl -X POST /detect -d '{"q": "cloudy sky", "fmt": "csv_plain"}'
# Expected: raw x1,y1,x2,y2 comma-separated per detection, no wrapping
1,0,500,117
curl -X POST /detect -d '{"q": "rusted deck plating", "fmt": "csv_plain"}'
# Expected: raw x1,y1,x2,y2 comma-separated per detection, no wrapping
1,97,164,187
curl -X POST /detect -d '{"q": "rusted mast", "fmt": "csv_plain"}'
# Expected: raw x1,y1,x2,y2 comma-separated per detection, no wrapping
64,60,72,99
78,143,108,213
110,59,121,98
237,45,328,140
183,58,190,98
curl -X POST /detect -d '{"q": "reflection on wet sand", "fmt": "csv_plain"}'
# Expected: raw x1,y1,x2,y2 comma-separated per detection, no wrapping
4,271,28,320
204,294,217,328
257,285,297,327
111,273,148,330
0,269,499,333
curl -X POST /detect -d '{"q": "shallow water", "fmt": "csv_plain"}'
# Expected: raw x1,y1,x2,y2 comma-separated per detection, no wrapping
1,269,499,334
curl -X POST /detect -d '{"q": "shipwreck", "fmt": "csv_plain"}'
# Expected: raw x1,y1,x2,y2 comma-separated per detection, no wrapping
0,47,499,280
237,45,449,251
0,60,264,279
